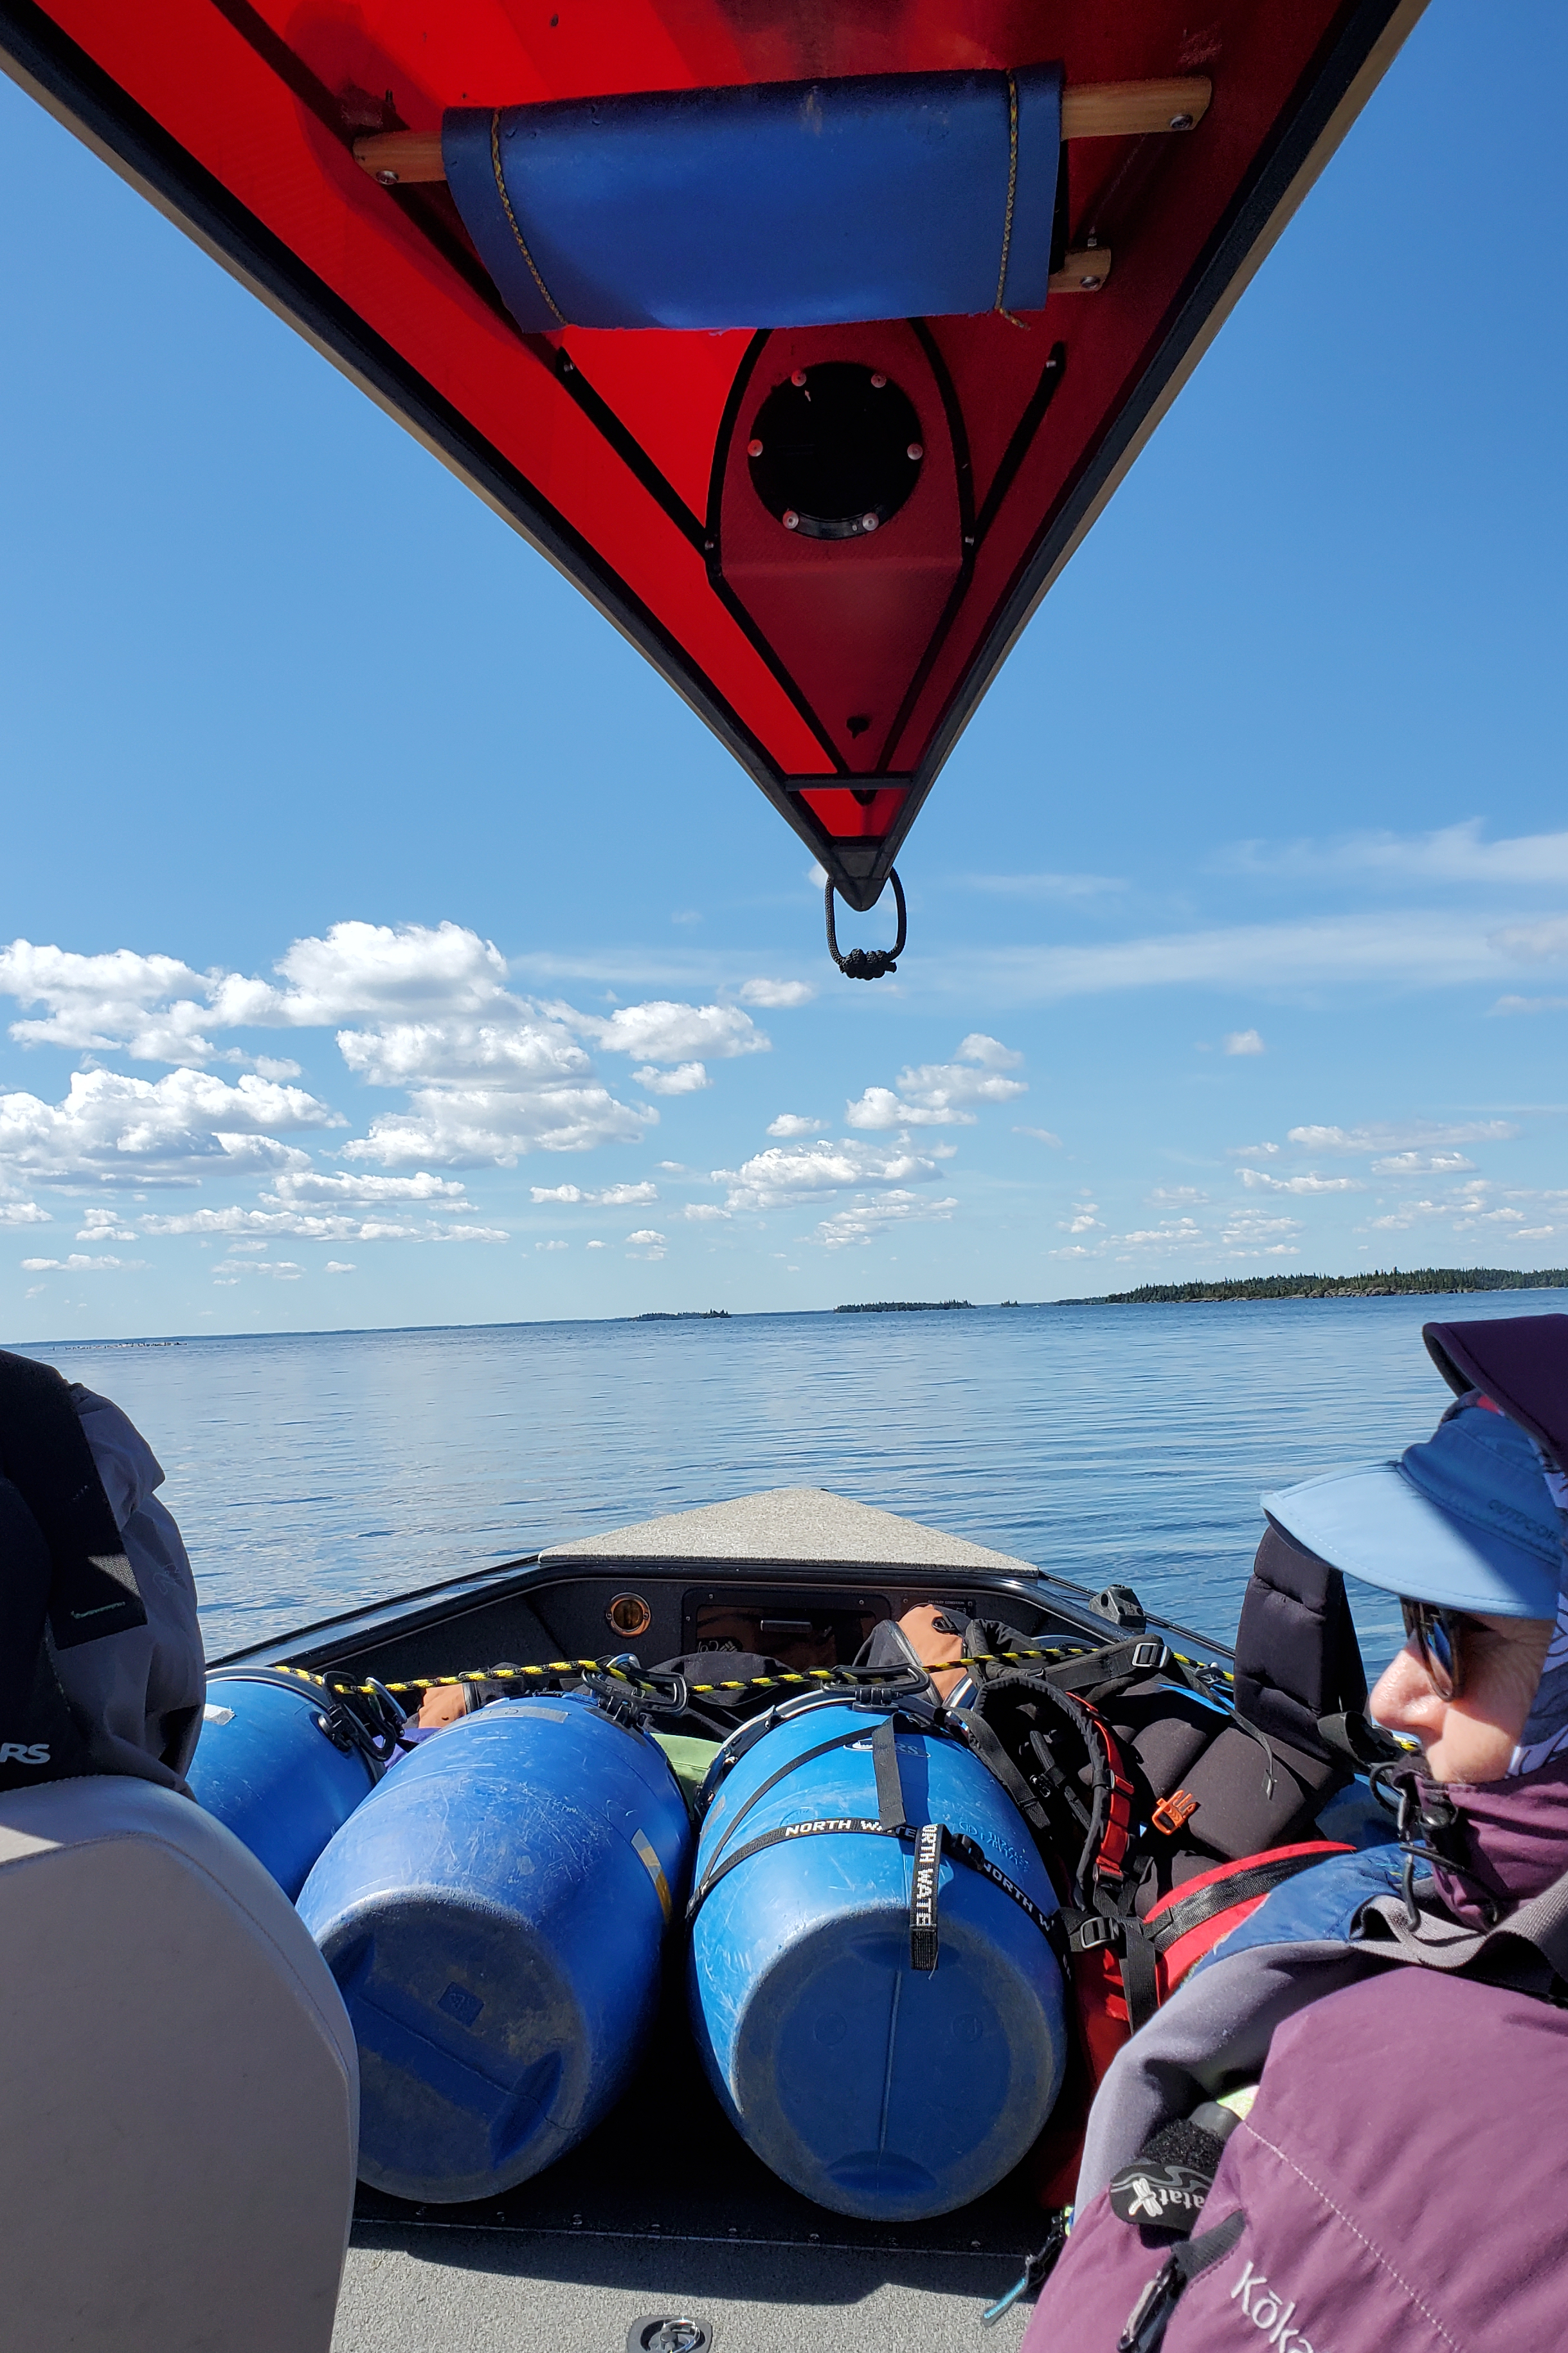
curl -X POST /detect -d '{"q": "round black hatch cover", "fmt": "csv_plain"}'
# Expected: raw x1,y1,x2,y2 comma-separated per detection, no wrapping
748,363,923,541
627,2321,711,2353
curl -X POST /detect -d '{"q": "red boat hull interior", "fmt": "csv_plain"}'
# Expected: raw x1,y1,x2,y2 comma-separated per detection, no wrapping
1,0,1425,908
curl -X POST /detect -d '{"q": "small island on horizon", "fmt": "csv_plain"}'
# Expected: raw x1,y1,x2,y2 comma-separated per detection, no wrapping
836,1299,975,1314
633,1309,731,1320
1062,1265,1568,1305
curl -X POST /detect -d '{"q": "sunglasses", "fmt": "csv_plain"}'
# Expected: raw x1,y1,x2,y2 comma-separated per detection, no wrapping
1400,1598,1488,1702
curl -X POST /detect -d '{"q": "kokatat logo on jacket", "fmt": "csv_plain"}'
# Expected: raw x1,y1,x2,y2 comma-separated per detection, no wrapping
0,1743,50,1765
1109,2158,1214,2226
1231,2257,1320,2352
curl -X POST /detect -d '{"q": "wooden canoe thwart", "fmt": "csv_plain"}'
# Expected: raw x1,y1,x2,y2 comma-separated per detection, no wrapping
350,79,1214,185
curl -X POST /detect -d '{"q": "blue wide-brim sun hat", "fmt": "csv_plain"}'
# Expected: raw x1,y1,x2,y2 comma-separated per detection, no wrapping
1261,1399,1563,1619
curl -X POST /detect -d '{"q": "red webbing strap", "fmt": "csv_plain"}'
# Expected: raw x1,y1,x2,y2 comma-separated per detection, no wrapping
1076,1693,1137,1889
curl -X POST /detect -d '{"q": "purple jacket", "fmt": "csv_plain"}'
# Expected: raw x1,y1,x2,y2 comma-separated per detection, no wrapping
1024,1761,1568,2353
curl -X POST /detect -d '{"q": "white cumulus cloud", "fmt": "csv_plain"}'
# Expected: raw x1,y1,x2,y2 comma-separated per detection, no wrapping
268,1168,473,1207
767,1114,824,1138
0,922,520,1064
1238,1170,1362,1194
566,1001,768,1064
809,1192,960,1249
240,920,512,1026
0,1068,341,1181
343,1086,653,1168
635,1062,710,1096
1287,1120,1517,1156
530,1181,659,1207
140,1203,503,1244
0,941,221,1062
1223,1030,1265,1056
77,1211,138,1240
845,1035,1026,1130
738,978,814,1008
213,1256,304,1282
716,1138,951,1214
336,1016,591,1088
21,1253,145,1273
1370,1151,1476,1176
958,1034,1025,1070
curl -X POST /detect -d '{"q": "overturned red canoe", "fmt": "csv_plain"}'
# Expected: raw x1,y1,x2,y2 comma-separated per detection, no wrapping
2,1,1424,933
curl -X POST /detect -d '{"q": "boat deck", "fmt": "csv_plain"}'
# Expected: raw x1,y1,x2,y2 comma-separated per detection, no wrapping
222,1491,1234,2353
334,2226,1032,2353
330,1970,1043,2350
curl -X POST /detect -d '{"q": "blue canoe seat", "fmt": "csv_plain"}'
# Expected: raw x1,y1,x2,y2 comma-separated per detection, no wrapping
444,65,1062,334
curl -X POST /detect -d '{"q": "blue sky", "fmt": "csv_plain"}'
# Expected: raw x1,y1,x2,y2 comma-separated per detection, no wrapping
3,1,1566,1340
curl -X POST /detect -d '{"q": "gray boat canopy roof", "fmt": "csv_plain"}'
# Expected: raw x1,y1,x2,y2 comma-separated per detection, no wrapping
539,1487,1034,1576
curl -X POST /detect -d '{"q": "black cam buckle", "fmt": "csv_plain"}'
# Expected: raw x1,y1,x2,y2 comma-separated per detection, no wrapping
1068,1914,1124,1955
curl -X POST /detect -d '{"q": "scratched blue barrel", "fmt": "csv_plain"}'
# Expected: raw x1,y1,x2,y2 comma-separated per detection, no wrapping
297,1692,692,2203
687,1703,1068,2219
185,1669,381,1900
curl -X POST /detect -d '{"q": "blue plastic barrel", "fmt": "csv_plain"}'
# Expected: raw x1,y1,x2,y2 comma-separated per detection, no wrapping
296,1693,692,2203
186,1669,381,1899
688,1703,1068,2219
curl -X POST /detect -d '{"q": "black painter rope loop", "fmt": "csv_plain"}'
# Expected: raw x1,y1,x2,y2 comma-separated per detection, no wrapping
825,869,907,980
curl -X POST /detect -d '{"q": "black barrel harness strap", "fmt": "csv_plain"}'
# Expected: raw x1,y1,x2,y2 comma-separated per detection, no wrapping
686,1709,1061,1972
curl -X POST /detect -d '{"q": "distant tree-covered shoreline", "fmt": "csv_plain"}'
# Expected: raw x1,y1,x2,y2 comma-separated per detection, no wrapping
835,1299,974,1313
1063,1267,1568,1305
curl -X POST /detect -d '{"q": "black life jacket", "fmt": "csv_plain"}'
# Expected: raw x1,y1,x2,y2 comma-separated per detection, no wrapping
0,1349,150,1792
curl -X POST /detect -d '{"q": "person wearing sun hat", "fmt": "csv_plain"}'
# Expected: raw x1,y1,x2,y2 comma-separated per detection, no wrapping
1021,1314,1568,2353
1261,1354,1567,1793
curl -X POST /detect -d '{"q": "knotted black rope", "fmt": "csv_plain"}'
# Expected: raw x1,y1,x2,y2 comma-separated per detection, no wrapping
825,869,906,980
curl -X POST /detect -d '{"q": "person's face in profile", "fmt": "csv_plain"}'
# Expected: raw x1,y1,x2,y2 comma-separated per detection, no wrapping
1371,1610,1553,1783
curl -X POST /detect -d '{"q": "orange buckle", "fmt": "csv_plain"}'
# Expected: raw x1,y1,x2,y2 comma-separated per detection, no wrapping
1151,1789,1198,1836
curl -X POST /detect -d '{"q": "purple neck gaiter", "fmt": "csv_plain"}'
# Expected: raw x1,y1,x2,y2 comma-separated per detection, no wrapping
1426,1749,1568,1923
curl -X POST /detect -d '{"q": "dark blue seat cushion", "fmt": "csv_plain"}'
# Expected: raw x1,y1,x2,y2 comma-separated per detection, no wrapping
444,64,1061,334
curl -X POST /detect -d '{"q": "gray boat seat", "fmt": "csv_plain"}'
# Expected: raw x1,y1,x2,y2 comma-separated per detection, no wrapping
0,1772,358,2353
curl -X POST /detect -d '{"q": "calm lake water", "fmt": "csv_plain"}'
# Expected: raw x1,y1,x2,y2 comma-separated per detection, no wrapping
17,1291,1568,1668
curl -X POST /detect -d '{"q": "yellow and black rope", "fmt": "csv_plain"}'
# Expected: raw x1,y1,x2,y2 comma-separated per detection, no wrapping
260,1642,1234,1707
